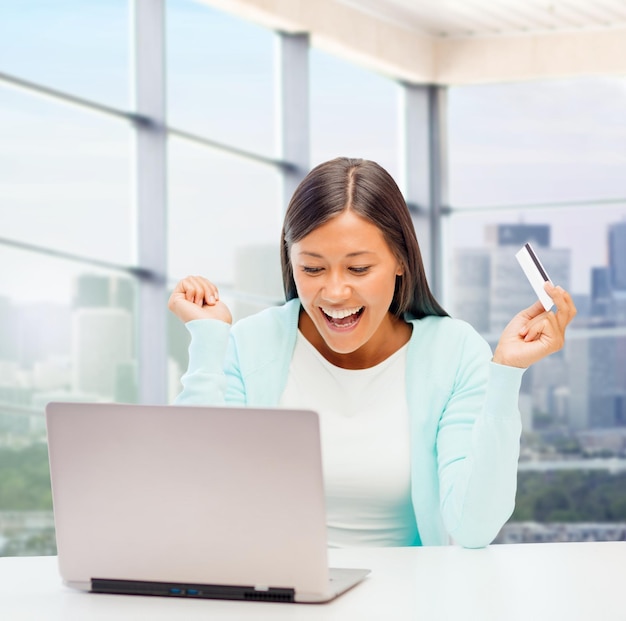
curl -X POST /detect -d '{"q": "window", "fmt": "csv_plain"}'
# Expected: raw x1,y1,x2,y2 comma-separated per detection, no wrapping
166,0,276,157
0,0,129,109
0,85,132,264
0,245,139,555
0,0,134,556
446,77,626,543
166,140,283,398
4,1,622,556
310,48,400,178
167,141,282,294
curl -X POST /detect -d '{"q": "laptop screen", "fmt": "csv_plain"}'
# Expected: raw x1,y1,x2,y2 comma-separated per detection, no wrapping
46,402,331,597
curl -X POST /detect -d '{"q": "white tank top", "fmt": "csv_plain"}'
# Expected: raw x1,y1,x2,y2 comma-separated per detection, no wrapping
279,331,418,547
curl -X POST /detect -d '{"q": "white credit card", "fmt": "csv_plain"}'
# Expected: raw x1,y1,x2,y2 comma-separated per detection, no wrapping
515,243,554,311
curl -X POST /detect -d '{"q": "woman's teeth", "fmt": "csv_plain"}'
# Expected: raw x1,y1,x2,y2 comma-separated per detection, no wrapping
321,307,363,319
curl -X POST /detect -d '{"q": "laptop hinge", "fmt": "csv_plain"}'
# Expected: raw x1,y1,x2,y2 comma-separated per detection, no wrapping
91,578,296,602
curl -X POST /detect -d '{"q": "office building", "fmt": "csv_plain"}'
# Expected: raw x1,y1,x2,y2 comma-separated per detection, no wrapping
587,321,626,428
452,224,570,334
233,244,284,320
73,275,110,309
32,358,70,393
74,274,135,313
608,221,626,292
485,223,550,248
0,297,18,363
590,267,612,318
453,223,572,432
568,334,590,430
71,308,133,400
582,223,626,428
450,249,490,333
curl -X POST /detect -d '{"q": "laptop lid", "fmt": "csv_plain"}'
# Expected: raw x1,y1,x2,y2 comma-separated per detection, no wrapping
45,402,368,603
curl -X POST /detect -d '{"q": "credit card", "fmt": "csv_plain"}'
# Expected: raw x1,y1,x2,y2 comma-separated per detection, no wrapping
515,242,554,311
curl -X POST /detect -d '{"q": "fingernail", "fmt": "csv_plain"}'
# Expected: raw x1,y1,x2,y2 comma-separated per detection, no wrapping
208,295,216,304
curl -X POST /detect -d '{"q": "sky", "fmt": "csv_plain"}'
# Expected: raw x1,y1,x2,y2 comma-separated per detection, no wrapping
1,0,626,306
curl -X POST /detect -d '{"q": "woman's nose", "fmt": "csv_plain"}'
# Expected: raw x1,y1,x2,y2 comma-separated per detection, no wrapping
322,272,351,301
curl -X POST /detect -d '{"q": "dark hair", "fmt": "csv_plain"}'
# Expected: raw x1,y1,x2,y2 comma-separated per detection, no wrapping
280,157,448,319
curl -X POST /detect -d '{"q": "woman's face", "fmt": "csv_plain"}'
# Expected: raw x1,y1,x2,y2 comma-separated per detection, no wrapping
290,209,404,361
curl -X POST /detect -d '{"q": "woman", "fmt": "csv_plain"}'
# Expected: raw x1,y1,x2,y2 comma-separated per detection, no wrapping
168,157,576,548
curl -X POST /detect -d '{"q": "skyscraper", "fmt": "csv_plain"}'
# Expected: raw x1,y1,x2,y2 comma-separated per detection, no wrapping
453,223,570,334
73,274,111,309
590,267,612,318
71,308,133,399
586,318,626,428
608,221,626,291
73,274,136,312
579,221,626,429
485,223,551,248
450,249,490,333
0,296,18,363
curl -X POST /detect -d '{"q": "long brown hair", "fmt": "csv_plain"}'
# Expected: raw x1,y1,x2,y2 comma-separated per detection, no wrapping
280,157,447,319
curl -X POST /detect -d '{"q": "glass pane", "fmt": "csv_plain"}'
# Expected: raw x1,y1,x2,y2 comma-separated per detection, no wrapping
310,48,400,179
0,84,133,264
444,207,626,305
167,137,283,317
0,245,139,556
444,207,626,544
166,0,275,156
447,77,626,207
0,0,129,109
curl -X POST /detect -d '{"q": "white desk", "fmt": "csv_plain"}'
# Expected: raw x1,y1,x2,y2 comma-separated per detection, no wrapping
1,542,624,620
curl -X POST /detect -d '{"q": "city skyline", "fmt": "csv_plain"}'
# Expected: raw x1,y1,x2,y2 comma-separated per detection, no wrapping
1,1,626,553
452,219,626,436
1,218,625,419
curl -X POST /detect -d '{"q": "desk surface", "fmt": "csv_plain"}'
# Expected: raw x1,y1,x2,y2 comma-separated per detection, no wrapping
1,542,624,621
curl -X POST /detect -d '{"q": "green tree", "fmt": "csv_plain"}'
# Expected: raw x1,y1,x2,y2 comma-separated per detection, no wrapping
0,443,53,511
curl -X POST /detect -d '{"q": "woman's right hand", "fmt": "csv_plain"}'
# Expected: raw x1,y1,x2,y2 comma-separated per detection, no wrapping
168,275,233,325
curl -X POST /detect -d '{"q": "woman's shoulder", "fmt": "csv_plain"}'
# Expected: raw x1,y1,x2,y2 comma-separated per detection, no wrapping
227,299,299,378
408,313,478,336
407,314,491,358
231,298,299,341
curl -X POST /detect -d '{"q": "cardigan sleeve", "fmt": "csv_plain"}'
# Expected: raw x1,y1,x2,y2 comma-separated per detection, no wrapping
435,327,525,548
173,301,299,408
174,318,246,406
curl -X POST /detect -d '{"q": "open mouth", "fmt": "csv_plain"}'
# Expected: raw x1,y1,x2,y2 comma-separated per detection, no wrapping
320,306,364,329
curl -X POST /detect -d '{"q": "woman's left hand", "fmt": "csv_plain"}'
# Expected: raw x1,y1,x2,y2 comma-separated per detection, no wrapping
492,283,577,369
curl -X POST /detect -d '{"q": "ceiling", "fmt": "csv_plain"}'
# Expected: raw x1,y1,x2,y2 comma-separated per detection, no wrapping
340,0,626,38
203,0,626,83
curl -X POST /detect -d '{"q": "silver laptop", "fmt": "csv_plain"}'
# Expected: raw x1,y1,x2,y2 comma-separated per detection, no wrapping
45,402,369,603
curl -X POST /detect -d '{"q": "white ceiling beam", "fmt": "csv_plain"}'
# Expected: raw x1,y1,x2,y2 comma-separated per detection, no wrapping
200,0,436,83
436,26,626,84
199,0,626,85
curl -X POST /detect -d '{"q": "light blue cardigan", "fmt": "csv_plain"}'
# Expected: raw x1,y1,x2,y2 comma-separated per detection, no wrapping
176,299,525,548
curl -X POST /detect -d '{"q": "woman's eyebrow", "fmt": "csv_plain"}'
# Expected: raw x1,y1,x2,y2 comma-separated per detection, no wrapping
297,250,375,258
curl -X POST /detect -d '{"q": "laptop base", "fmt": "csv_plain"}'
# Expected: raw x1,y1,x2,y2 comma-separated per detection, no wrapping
92,578,296,603
88,566,370,604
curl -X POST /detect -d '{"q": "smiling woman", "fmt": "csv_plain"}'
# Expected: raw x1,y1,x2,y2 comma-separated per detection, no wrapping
290,211,408,368
168,157,577,549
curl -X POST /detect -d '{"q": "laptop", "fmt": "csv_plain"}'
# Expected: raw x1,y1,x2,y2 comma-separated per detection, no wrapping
44,402,369,603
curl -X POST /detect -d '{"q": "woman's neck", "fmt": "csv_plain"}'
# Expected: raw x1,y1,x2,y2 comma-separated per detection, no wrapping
298,309,412,370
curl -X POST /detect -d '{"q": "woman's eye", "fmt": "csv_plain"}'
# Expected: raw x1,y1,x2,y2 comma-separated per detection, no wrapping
302,266,323,274
349,266,370,274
